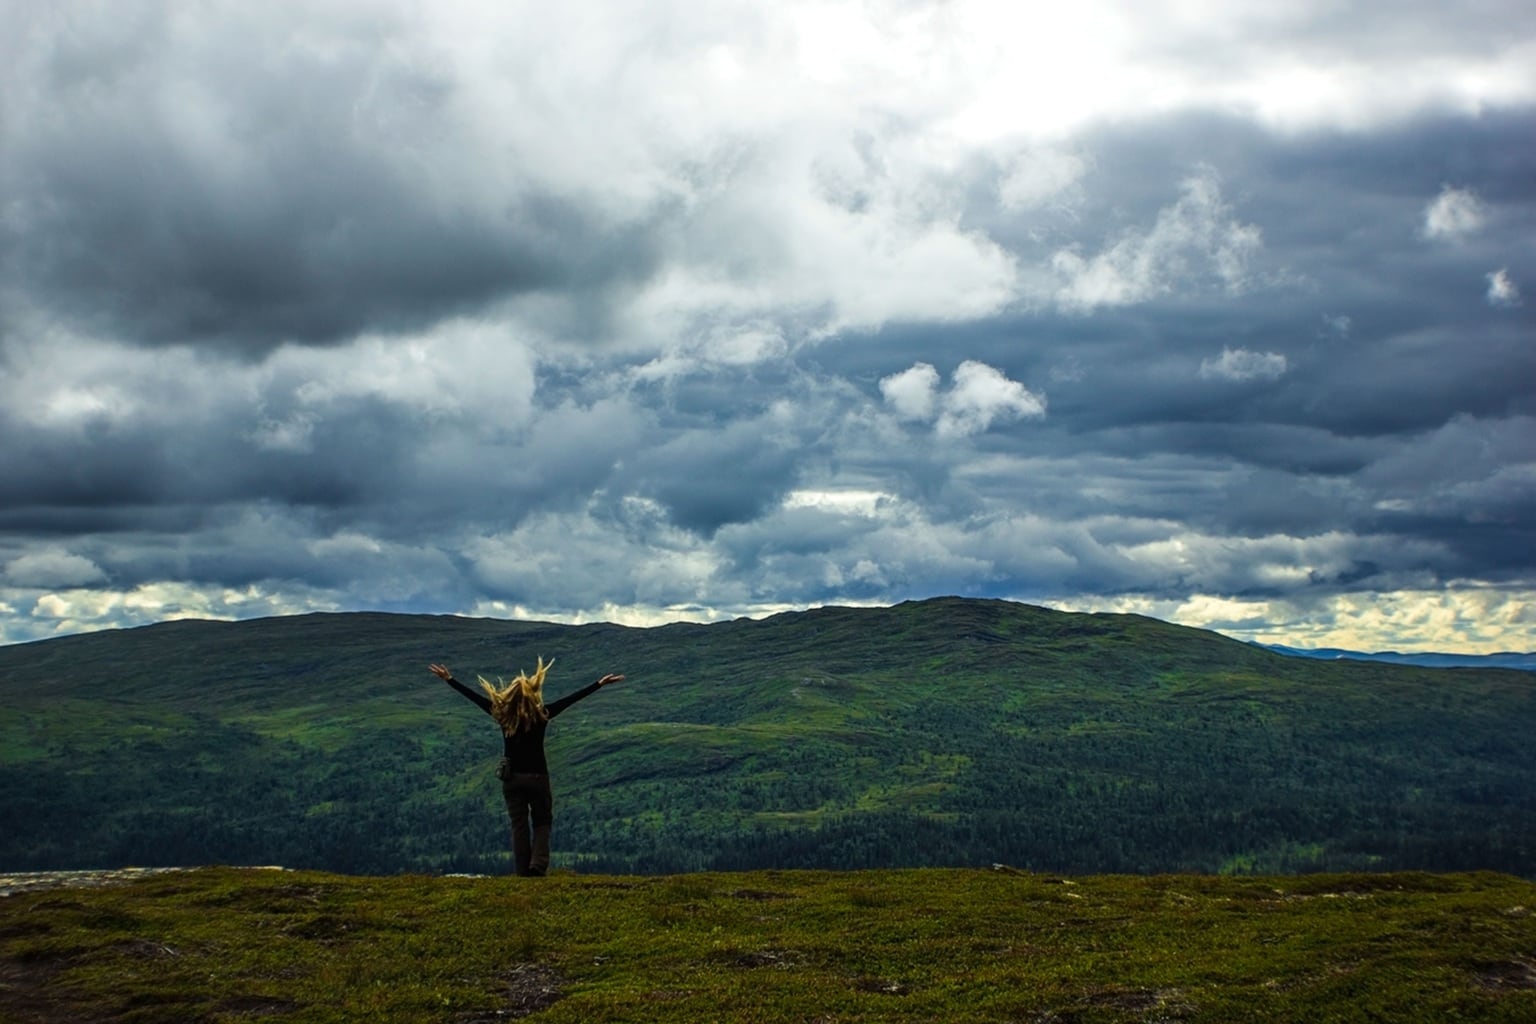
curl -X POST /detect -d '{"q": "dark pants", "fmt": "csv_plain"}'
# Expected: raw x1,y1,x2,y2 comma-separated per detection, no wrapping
500,771,554,876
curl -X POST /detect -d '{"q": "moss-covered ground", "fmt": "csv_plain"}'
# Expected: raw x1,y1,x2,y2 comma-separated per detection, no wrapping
3,866,1533,1023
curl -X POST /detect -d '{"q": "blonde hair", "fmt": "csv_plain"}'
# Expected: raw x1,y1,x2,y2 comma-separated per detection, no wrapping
478,656,554,736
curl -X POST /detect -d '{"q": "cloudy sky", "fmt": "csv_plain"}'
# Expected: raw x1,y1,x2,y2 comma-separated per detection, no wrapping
2,1,1534,652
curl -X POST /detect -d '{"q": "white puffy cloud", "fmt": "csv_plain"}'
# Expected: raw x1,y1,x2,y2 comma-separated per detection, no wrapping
1486,268,1522,307
808,1,1536,139
1049,168,1263,311
1199,347,1289,382
999,147,1090,210
937,361,1049,438
1053,586,1536,656
462,499,722,612
265,321,539,431
5,550,107,588
880,360,1045,437
879,362,941,421
8,582,327,644
1422,186,1487,241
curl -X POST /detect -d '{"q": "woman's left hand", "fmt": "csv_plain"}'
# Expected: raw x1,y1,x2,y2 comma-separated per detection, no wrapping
597,673,625,686
428,664,453,681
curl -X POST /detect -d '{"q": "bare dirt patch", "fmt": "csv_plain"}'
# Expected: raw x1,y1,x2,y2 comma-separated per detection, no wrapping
455,961,567,1022
1080,986,1195,1017
0,955,93,1024
212,994,302,1018
120,937,181,960
729,888,796,901
713,947,802,969
1474,958,1536,991
851,975,910,995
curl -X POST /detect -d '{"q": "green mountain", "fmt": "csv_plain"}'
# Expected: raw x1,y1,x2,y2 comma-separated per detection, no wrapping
2,597,1532,876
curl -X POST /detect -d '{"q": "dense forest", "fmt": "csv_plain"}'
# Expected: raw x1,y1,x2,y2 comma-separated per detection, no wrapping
2,598,1532,877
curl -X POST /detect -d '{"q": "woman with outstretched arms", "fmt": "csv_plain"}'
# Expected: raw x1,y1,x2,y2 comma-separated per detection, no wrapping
429,658,622,876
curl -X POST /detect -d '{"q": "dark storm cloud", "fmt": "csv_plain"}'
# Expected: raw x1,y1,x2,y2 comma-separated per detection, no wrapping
1,5,667,354
973,108,1536,318
0,399,405,510
793,109,1536,599
615,417,812,537
1018,113,1530,399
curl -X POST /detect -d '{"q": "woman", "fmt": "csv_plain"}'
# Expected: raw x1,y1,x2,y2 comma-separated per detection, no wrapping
429,658,623,877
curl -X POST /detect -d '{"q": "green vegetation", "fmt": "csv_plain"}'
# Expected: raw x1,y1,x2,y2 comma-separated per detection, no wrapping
1,598,1532,876
3,866,1533,1023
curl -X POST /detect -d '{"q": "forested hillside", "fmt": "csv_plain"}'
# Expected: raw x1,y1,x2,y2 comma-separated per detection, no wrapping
2,598,1532,876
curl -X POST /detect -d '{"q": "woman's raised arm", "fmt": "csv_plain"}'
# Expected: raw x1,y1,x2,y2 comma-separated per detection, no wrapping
429,663,492,712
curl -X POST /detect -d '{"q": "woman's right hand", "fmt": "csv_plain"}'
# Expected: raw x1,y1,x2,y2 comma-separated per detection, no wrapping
428,664,453,681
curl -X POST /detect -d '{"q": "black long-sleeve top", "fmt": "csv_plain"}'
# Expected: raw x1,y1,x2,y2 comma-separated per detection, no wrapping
440,675,602,774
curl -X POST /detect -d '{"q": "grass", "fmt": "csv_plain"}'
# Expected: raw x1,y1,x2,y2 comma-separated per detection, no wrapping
3,867,1533,1023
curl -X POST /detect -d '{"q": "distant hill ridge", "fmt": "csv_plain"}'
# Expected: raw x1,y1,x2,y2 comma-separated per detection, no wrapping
2,596,1533,878
1262,643,1536,671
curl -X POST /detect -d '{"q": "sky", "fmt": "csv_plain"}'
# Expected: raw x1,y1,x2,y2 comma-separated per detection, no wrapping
1,1,1534,652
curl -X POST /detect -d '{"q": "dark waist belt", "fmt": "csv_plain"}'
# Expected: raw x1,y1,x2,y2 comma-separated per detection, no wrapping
496,758,548,779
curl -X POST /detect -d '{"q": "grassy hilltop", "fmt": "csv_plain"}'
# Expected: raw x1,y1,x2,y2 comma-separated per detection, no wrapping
3,866,1534,1023
1,597,1533,876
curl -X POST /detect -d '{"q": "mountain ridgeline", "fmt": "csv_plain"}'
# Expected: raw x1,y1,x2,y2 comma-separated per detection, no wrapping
2,597,1532,877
